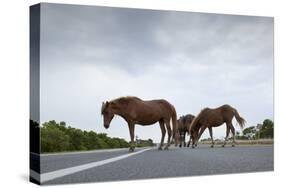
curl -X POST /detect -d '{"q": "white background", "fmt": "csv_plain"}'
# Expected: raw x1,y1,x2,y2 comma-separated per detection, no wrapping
0,0,279,188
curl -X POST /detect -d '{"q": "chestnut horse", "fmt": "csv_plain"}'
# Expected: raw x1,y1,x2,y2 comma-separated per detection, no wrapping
101,96,178,152
177,114,195,148
189,104,245,148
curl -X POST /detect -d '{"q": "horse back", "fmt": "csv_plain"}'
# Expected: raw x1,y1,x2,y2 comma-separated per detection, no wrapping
219,104,235,120
197,107,225,126
202,104,235,125
127,98,175,122
143,99,174,112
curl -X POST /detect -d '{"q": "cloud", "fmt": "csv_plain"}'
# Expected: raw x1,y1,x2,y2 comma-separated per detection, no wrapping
39,3,273,142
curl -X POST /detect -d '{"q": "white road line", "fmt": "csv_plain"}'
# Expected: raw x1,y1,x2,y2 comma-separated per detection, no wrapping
30,148,152,184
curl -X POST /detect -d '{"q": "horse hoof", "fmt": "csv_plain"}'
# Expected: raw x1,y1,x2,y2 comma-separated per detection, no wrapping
232,144,235,147
221,145,225,147
179,145,182,148
158,147,162,150
210,145,214,148
129,148,134,152
164,146,169,150
192,145,195,149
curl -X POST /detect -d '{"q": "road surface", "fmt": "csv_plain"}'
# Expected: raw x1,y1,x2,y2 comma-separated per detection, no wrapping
30,145,273,185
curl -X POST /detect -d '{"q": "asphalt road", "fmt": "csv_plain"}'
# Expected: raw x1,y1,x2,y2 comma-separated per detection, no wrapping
32,145,273,185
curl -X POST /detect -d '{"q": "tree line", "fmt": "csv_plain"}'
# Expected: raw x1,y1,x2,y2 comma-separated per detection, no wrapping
30,120,154,153
240,119,274,139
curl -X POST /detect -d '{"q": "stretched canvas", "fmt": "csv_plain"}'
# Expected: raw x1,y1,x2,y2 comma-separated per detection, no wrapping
30,3,274,185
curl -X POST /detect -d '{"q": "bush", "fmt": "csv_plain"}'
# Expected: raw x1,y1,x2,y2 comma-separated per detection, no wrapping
40,120,130,153
41,123,70,152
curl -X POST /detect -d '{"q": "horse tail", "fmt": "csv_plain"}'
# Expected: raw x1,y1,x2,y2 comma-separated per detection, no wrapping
170,104,178,143
233,108,246,129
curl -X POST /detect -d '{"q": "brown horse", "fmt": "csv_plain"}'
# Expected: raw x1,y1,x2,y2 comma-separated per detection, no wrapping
177,114,195,147
189,104,245,148
101,96,178,152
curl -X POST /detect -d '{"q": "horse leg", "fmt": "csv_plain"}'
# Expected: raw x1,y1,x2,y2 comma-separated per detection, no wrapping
164,120,172,150
229,123,236,147
183,131,187,147
222,126,230,147
179,131,182,148
191,130,197,148
128,123,135,152
174,133,179,147
208,127,214,148
179,131,183,148
195,126,207,147
158,120,166,150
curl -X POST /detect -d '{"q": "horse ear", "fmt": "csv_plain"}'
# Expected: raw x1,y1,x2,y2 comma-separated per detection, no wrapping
105,101,109,106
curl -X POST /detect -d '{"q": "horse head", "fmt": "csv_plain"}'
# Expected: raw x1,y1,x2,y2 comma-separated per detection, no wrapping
101,101,115,129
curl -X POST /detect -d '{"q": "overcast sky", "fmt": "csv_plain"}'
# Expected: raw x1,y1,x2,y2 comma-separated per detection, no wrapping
39,3,274,142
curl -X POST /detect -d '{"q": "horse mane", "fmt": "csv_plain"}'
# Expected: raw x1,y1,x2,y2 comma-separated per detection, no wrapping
186,114,195,124
109,96,142,110
182,115,188,125
102,96,141,115
110,96,142,103
189,108,208,132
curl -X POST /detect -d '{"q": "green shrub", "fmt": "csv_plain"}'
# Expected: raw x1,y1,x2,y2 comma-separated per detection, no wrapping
40,120,130,153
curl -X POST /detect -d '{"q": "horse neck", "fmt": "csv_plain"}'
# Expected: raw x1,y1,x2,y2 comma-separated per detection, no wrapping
111,102,127,117
191,119,201,132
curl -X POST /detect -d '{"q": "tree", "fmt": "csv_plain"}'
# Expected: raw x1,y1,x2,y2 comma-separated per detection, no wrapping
242,126,255,136
118,138,130,148
67,128,87,150
84,131,99,150
41,123,70,152
136,138,154,147
96,137,109,149
256,119,274,138
107,138,121,148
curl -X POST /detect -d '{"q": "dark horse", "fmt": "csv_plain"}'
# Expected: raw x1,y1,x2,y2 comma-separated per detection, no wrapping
177,114,195,147
101,96,178,152
189,104,245,148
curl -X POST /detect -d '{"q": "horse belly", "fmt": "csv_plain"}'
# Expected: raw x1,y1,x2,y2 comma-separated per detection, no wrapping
133,108,163,125
137,118,159,125
207,116,224,127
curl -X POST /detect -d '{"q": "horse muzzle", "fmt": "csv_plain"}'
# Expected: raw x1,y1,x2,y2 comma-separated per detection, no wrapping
104,124,109,129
